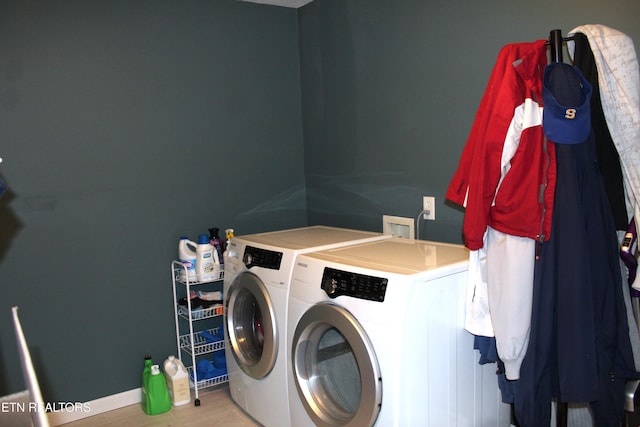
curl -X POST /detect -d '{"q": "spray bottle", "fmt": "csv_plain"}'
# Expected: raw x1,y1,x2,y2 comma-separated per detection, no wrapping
223,229,235,263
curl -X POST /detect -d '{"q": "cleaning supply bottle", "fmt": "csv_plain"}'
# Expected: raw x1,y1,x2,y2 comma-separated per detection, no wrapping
163,355,190,406
143,365,172,415
141,356,171,415
178,237,197,282
224,228,235,258
141,355,153,413
142,356,153,392
196,234,220,282
208,228,225,265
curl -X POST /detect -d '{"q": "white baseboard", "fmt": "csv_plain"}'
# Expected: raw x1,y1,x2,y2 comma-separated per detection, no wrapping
0,391,33,427
47,388,141,426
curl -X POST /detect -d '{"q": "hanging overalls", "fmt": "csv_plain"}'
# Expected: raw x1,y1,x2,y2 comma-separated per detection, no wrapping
514,62,637,427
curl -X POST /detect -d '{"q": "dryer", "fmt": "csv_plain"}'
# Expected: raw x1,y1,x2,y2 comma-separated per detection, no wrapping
287,237,510,426
223,226,390,427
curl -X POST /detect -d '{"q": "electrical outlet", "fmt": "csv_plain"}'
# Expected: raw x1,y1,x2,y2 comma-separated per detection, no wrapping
423,196,435,220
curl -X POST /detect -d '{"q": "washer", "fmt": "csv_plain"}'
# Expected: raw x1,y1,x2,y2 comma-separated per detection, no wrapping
223,226,391,427
287,237,510,426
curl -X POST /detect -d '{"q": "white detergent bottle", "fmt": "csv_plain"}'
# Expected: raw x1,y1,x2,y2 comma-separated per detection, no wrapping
178,237,197,282
195,234,219,282
163,355,190,406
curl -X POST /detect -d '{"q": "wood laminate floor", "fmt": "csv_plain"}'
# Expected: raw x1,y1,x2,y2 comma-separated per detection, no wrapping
59,386,261,427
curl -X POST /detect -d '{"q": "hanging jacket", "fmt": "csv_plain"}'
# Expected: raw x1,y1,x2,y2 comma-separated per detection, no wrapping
570,29,640,381
570,32,628,230
568,25,640,289
448,40,555,382
446,39,556,251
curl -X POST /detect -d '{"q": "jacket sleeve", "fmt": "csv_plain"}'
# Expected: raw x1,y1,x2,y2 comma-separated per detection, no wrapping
446,44,519,250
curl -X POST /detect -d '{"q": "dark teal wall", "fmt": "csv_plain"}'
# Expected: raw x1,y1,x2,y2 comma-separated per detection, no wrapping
0,0,304,402
300,0,640,242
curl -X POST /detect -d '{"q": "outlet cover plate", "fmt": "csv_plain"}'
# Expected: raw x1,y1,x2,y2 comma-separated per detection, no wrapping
382,215,414,239
423,196,435,220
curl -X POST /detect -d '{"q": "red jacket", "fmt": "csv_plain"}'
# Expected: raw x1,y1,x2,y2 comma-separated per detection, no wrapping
446,40,556,250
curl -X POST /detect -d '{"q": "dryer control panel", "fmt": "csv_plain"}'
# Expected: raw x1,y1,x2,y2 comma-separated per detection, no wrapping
321,267,388,302
243,246,283,270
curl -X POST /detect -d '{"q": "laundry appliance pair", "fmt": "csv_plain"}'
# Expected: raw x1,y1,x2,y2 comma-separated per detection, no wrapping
224,227,510,427
223,226,391,427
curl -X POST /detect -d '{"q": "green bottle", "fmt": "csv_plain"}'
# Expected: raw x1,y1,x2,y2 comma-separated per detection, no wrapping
144,365,172,415
142,356,171,415
142,356,153,382
141,356,153,414
141,355,153,414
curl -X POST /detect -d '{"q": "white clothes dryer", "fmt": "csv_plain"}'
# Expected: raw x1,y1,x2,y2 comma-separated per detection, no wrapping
223,226,390,427
287,237,510,427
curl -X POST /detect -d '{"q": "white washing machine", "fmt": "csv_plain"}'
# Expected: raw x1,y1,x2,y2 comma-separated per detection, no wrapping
223,226,391,427
287,237,510,427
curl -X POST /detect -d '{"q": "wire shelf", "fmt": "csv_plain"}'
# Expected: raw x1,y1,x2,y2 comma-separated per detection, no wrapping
174,268,224,285
178,304,224,321
186,366,228,389
179,327,225,356
172,259,228,402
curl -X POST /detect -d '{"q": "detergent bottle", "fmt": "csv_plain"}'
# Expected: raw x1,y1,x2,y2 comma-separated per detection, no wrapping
208,227,225,265
142,365,172,415
178,237,197,282
141,355,153,413
196,234,220,282
142,355,153,379
163,355,191,406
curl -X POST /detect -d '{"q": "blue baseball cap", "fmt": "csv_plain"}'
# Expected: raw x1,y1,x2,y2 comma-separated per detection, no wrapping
542,62,592,144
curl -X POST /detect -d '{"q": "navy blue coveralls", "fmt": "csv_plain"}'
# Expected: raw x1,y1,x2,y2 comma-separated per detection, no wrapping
513,63,638,426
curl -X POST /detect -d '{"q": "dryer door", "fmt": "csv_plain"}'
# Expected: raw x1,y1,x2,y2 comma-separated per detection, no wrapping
292,302,382,427
225,271,277,379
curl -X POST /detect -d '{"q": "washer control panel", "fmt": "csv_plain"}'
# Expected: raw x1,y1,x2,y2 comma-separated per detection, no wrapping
243,246,283,270
321,267,388,302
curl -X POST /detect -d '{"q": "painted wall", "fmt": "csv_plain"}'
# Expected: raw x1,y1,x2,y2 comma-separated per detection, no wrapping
301,0,640,242
0,0,305,403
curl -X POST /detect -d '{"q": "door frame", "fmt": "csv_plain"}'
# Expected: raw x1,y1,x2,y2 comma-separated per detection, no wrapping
291,302,382,426
225,271,278,379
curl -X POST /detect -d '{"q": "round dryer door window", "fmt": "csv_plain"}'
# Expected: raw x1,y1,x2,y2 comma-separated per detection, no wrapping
292,302,382,427
225,271,277,379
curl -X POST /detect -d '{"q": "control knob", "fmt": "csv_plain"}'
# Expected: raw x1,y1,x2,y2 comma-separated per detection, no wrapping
243,254,253,267
323,278,339,297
